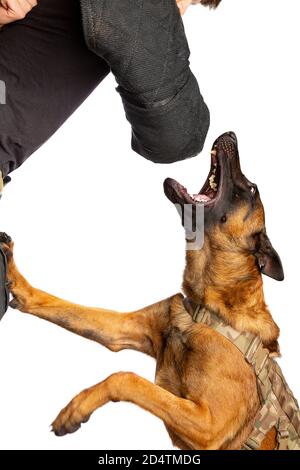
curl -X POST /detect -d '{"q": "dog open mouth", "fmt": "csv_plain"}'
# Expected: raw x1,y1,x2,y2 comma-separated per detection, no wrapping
164,145,223,208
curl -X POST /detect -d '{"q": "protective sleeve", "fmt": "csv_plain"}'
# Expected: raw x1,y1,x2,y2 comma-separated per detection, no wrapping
80,0,210,163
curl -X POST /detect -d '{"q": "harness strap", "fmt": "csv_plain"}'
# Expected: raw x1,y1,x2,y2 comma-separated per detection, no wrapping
184,299,272,450
271,362,300,436
277,416,290,450
241,437,261,451
184,298,300,451
191,303,270,378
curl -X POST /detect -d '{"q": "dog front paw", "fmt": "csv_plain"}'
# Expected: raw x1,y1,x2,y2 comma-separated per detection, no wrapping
51,395,91,437
0,232,12,246
0,234,33,312
0,232,14,262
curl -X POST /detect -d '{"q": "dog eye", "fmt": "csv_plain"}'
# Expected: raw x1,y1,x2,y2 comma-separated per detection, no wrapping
250,185,257,195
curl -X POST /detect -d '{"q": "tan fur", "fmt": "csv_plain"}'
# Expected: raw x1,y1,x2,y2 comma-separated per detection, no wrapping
1,193,280,450
183,203,280,349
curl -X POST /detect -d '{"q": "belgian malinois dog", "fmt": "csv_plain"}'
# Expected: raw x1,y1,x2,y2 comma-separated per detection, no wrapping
0,132,287,450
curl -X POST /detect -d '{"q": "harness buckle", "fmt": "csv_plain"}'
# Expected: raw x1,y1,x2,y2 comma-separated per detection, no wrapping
276,416,290,450
245,337,269,376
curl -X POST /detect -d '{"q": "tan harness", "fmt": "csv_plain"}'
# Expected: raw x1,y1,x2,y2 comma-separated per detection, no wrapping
185,301,300,450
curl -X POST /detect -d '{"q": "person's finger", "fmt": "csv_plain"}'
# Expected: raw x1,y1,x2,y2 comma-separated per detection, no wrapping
20,0,38,10
1,0,20,13
177,0,191,16
0,171,3,198
0,0,37,23
16,0,37,15
0,2,24,25
0,0,25,20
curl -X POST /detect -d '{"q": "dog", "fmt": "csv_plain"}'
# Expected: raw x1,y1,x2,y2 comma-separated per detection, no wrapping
1,132,299,450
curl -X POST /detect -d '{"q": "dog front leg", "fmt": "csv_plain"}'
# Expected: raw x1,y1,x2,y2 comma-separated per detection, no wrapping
1,236,172,357
51,372,215,450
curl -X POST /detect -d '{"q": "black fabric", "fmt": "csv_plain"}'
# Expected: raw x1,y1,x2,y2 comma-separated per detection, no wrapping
121,71,209,163
80,0,210,163
81,0,191,105
0,0,110,178
0,0,210,176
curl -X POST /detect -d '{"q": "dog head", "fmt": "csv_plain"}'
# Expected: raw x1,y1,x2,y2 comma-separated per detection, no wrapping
164,132,284,283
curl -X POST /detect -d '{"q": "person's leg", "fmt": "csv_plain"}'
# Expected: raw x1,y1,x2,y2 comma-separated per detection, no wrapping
0,0,110,179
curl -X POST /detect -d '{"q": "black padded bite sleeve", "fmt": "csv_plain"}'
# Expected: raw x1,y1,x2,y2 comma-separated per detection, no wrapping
80,0,210,163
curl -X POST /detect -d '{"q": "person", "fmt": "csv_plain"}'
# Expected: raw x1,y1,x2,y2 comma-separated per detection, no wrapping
0,0,220,316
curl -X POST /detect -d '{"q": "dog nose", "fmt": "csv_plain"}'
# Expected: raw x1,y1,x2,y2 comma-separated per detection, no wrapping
227,131,237,143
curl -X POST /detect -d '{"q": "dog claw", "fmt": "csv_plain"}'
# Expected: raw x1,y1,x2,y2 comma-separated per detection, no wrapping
9,298,20,309
51,426,68,437
50,425,65,437
51,421,82,437
0,232,12,245
51,404,90,437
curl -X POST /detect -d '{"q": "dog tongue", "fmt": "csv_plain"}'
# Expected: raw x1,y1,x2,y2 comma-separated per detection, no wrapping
192,194,211,202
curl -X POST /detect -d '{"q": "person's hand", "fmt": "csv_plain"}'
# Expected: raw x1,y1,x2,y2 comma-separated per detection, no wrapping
0,0,37,27
176,0,193,15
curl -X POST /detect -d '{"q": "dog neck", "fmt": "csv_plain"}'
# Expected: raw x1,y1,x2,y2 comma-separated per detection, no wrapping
182,240,280,349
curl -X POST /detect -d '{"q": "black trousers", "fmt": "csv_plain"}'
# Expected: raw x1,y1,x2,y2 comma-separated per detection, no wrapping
0,0,209,178
0,0,110,178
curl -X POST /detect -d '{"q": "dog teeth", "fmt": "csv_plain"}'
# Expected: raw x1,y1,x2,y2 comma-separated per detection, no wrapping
209,174,218,191
191,194,210,203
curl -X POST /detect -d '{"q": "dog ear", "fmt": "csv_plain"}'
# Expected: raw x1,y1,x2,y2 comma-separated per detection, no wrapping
253,232,284,281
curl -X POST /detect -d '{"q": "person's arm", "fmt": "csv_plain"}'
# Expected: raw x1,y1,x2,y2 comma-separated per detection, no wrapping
0,0,37,28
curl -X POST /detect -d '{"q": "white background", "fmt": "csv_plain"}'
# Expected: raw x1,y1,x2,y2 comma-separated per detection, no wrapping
0,0,299,450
